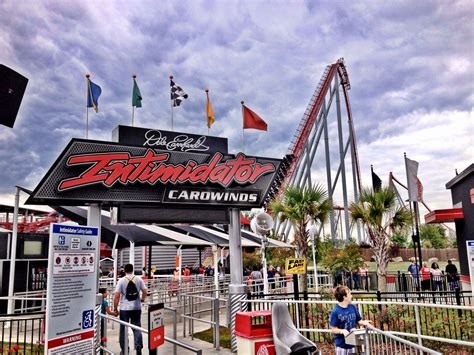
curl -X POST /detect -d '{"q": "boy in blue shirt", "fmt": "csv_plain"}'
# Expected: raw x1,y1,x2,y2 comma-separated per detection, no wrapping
330,286,370,354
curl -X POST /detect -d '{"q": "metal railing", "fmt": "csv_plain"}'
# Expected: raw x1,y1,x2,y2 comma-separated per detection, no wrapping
0,312,45,353
180,288,227,350
99,312,203,355
363,325,442,354
240,298,474,348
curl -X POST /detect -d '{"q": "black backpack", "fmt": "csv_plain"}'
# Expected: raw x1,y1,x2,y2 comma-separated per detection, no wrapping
125,277,139,301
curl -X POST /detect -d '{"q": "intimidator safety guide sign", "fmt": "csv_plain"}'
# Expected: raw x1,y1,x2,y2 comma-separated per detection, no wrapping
45,224,99,354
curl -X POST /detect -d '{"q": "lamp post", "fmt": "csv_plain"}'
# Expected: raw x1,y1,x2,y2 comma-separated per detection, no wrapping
251,212,274,296
308,223,319,292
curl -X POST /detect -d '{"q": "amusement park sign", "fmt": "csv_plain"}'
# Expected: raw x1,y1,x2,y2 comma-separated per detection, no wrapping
26,138,287,209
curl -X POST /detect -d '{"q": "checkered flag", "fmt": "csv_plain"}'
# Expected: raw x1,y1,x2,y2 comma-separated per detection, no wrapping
170,77,188,107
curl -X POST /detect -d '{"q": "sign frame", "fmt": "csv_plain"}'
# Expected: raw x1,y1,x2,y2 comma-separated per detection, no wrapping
45,224,99,354
148,302,165,351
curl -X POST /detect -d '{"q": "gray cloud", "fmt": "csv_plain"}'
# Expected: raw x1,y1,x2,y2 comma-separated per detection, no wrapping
0,0,472,212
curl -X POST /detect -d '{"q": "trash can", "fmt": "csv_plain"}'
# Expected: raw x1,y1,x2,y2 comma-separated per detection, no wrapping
387,275,396,292
235,310,275,355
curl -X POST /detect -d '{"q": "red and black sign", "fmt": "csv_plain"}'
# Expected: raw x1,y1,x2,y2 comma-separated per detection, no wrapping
26,138,289,210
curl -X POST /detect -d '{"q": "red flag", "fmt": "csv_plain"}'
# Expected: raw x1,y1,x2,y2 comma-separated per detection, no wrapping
242,105,267,131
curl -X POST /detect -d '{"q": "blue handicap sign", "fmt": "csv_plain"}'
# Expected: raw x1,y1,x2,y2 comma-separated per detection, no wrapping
58,235,66,245
82,309,94,329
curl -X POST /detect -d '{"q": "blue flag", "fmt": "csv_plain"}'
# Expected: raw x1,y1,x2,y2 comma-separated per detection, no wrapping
87,79,102,113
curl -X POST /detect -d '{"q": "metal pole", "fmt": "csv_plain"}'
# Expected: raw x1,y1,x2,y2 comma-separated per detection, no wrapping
129,241,135,267
262,235,269,295
7,187,20,315
112,233,118,288
413,202,423,269
87,204,102,290
323,99,336,243
213,244,219,295
335,74,351,241
228,208,245,353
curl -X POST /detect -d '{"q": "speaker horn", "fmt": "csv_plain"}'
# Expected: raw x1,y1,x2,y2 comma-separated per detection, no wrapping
251,212,274,236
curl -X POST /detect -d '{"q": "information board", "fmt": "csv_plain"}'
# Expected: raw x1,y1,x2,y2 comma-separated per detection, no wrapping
45,224,99,354
285,258,306,275
148,303,165,351
467,241,474,297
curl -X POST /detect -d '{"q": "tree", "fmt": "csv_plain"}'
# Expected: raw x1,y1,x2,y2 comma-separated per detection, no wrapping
320,243,364,274
269,185,332,291
349,187,412,291
419,224,448,249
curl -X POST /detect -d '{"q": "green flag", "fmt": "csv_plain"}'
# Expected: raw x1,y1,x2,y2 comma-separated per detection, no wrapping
132,79,142,107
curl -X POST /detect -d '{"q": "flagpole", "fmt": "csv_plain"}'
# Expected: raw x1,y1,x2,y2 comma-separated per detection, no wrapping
206,89,210,135
85,74,90,139
404,152,422,269
170,75,174,131
132,74,136,127
241,101,245,153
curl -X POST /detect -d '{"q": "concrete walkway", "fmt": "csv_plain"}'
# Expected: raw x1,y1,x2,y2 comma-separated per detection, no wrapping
102,309,232,355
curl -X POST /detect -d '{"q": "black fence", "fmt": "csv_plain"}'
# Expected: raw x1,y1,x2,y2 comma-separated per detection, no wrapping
246,288,472,343
336,271,462,292
0,311,45,354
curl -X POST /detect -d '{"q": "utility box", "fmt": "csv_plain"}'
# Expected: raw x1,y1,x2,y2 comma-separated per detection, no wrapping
235,310,275,355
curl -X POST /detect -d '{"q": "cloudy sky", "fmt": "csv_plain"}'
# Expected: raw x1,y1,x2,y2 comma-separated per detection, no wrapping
0,1,472,216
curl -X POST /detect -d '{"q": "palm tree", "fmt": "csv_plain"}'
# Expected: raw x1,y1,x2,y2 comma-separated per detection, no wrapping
350,187,412,291
269,185,332,292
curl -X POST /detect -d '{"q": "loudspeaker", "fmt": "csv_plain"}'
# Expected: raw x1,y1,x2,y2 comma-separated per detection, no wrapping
251,212,274,236
0,64,28,128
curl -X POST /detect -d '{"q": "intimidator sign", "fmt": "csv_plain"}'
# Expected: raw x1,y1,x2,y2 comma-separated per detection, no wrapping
26,138,288,209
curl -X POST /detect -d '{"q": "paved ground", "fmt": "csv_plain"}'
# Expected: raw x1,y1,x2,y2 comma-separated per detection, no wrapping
102,308,232,355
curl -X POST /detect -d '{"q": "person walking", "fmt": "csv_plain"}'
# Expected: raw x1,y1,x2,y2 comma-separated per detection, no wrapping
430,262,443,291
420,262,431,291
113,264,148,355
359,263,370,291
407,259,420,291
445,259,459,290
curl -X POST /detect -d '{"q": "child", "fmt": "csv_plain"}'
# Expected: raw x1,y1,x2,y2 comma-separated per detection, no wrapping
330,286,371,354
99,288,118,337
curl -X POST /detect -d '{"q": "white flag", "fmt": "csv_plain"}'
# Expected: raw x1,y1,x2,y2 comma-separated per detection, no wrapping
405,157,423,202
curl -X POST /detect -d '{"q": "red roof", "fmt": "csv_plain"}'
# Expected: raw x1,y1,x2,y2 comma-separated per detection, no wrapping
425,208,464,224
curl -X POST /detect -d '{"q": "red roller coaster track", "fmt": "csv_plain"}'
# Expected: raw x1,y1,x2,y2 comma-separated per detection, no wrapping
281,58,362,192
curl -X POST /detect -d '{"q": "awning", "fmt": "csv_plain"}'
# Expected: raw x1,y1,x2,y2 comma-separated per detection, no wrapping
193,226,261,247
425,208,464,224
52,205,176,248
167,225,228,246
241,229,294,248
136,224,211,246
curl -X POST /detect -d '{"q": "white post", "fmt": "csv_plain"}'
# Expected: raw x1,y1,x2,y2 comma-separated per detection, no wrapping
112,233,119,288
213,245,219,295
262,236,269,295
87,204,102,289
177,246,182,283
129,241,135,267
7,187,20,315
312,233,319,292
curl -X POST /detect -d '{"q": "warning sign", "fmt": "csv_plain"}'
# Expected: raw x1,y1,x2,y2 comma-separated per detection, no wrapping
53,252,95,275
285,258,306,274
149,303,165,350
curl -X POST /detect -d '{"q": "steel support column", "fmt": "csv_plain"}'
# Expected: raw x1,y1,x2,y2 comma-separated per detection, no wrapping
335,75,351,241
228,208,246,353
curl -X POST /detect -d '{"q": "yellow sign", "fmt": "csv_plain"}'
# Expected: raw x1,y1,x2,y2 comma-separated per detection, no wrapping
285,258,306,274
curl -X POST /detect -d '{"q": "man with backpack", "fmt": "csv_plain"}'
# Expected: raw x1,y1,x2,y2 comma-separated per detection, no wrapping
113,264,148,355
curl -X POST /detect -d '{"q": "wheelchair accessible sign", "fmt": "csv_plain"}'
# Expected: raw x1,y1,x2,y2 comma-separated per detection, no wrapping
45,224,99,354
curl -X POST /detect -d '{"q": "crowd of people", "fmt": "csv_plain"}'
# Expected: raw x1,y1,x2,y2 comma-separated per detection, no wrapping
407,259,459,291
